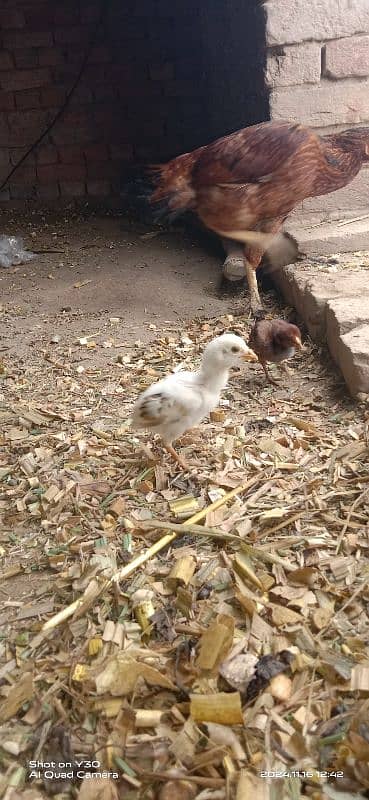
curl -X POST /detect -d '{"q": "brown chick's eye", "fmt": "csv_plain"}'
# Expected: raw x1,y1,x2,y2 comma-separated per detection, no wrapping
231,346,239,353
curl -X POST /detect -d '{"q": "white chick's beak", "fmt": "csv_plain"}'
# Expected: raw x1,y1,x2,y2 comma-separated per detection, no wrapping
293,336,303,349
242,348,259,362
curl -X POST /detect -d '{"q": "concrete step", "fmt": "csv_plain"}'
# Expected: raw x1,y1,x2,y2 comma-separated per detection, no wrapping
289,216,369,255
271,261,369,398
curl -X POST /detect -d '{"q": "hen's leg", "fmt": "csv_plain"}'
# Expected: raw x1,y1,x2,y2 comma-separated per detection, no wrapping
245,258,262,312
243,217,287,311
163,443,188,470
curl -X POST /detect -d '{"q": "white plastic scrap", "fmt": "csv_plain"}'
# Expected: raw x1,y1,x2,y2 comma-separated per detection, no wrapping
0,236,35,268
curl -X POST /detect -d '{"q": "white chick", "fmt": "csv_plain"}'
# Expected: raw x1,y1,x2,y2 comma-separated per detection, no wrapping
132,333,258,469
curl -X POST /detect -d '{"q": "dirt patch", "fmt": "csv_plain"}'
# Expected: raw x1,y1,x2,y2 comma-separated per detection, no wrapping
0,211,235,364
1,211,369,799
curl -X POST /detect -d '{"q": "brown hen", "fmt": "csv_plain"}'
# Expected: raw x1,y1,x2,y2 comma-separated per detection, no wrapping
248,316,302,386
150,120,369,309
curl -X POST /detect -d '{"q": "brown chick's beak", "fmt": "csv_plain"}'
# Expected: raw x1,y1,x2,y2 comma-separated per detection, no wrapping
293,336,303,349
242,349,258,362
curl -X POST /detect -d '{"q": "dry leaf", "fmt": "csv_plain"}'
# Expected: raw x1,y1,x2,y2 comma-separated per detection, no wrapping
0,672,34,722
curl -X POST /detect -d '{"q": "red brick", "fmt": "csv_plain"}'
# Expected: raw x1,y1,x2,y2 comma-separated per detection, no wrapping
0,90,15,110
3,31,53,49
54,26,89,45
14,48,39,69
10,147,36,166
324,35,369,79
58,145,85,163
23,8,54,29
51,119,96,146
15,90,41,110
37,144,58,165
0,51,14,70
11,163,37,183
57,163,86,180
38,47,64,67
0,68,50,92
10,184,36,200
8,109,50,133
110,143,134,161
0,149,10,168
52,64,79,84
87,161,116,179
37,182,60,199
0,188,11,202
40,87,66,108
87,180,111,196
37,164,58,183
84,143,109,161
37,163,86,182
0,9,25,29
59,180,86,196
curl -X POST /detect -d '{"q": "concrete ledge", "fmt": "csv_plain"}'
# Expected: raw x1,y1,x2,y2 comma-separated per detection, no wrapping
271,263,369,397
291,217,369,256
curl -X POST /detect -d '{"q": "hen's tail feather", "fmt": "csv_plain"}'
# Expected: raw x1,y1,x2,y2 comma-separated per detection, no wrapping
120,163,187,225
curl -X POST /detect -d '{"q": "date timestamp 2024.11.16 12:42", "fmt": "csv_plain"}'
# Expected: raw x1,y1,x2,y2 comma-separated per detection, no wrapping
260,771,344,779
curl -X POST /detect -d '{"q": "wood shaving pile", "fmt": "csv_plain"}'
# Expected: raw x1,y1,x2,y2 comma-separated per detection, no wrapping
1,304,369,800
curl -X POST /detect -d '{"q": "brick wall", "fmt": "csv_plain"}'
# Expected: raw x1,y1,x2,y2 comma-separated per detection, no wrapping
0,0,267,206
264,0,369,215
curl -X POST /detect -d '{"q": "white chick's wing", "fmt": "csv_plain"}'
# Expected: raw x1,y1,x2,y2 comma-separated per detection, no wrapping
132,376,203,429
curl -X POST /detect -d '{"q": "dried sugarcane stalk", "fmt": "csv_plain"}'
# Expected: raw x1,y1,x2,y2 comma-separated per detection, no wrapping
42,476,260,632
190,691,243,725
241,542,295,572
137,519,243,542
167,555,196,590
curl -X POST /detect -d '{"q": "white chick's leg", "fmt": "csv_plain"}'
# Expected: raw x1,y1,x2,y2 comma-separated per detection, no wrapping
164,443,188,471
245,259,262,312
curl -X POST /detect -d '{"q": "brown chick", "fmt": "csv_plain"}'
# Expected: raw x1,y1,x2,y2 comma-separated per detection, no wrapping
248,317,302,386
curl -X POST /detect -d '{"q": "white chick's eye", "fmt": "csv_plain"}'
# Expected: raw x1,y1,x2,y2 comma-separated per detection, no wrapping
231,346,240,353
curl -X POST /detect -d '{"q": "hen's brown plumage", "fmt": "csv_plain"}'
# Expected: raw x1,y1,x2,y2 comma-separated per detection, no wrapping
248,317,302,386
150,120,369,308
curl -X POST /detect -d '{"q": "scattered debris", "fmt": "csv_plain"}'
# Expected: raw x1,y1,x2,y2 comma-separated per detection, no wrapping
1,302,369,800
